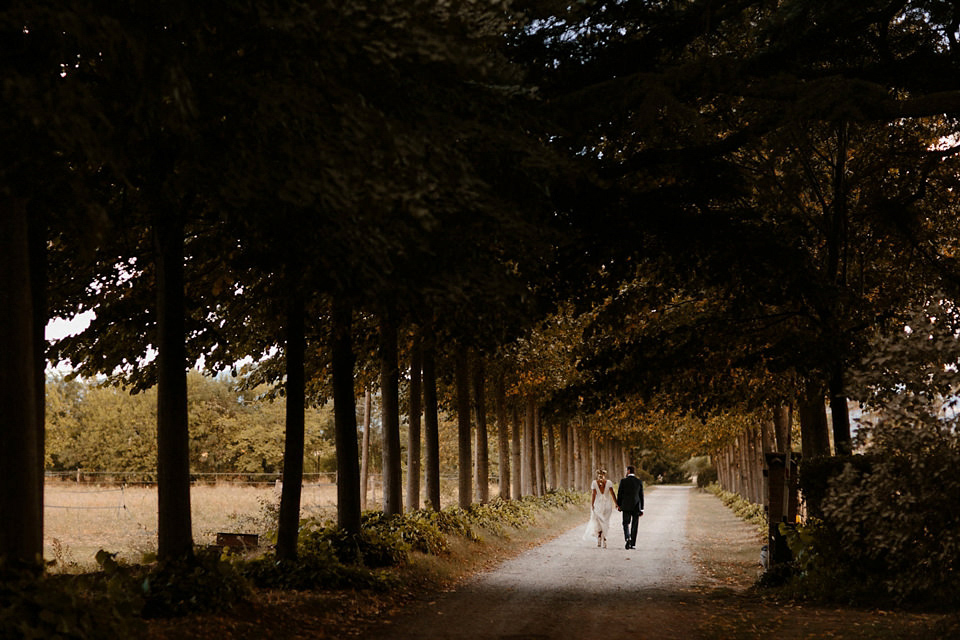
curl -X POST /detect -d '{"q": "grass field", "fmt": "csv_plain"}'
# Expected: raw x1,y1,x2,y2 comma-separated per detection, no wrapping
43,476,485,568
43,480,337,567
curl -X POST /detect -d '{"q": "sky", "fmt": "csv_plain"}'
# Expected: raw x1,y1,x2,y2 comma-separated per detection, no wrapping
45,311,95,342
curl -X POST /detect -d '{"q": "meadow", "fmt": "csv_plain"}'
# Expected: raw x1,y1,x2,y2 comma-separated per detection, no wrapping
43,475,476,568
43,480,336,567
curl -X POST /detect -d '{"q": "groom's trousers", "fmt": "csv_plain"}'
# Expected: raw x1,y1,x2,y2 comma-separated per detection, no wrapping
622,509,640,547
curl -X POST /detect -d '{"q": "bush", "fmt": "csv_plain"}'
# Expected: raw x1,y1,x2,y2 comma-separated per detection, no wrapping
770,417,960,608
759,302,960,606
135,548,252,618
797,454,875,520
243,490,586,592
0,563,143,639
643,450,689,484
705,484,767,531
695,465,717,488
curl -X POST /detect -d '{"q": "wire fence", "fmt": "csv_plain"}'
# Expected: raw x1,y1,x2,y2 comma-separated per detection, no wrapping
45,470,484,486
44,470,341,486
44,485,127,514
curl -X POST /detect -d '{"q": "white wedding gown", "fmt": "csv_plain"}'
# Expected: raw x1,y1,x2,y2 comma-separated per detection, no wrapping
583,479,615,543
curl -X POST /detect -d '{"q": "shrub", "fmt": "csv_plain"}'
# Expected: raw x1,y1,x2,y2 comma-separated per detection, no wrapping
705,483,767,531
770,417,960,607
806,419,960,607
695,465,718,488
136,548,252,618
0,563,143,639
243,489,586,591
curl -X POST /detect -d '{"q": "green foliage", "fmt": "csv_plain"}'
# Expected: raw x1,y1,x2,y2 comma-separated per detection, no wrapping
695,465,718,489
641,449,690,484
88,548,251,620
137,548,252,618
798,454,874,520
45,373,335,476
365,511,449,556
242,491,584,592
307,517,411,569
771,301,960,608
0,562,143,639
779,422,960,608
239,535,394,592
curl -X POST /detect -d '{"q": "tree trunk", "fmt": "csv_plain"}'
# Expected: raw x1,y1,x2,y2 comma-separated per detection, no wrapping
590,436,597,479
510,403,522,499
825,122,853,456
406,333,422,512
154,213,193,561
829,364,852,455
28,211,46,541
558,421,569,489
773,404,792,453
799,384,831,459
572,423,581,491
332,300,361,533
523,396,535,496
545,422,556,491
472,356,489,504
534,405,545,496
0,199,43,567
494,370,510,500
423,333,441,511
277,290,306,561
360,389,371,510
455,346,472,508
380,317,402,516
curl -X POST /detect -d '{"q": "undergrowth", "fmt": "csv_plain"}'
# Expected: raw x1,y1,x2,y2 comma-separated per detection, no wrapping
0,490,584,637
704,483,767,532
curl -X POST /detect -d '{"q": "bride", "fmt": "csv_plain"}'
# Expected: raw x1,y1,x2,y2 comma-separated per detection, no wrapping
583,469,619,548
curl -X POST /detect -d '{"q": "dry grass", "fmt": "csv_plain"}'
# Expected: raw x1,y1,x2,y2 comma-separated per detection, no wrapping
43,478,505,568
43,480,341,567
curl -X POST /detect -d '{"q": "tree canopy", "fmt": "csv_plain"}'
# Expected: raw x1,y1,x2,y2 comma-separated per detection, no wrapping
5,0,960,565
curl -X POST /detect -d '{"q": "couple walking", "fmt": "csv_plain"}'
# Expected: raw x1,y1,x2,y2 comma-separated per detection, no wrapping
584,466,644,549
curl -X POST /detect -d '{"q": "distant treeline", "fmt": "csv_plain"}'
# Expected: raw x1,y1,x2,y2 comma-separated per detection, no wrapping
46,372,337,476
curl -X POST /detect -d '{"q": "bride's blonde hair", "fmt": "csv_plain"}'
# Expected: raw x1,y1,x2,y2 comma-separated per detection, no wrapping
595,469,607,478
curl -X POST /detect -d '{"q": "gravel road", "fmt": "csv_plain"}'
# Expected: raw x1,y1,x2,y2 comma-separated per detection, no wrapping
383,485,709,639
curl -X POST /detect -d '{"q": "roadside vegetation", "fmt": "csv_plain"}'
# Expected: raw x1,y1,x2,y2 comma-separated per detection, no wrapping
3,491,585,639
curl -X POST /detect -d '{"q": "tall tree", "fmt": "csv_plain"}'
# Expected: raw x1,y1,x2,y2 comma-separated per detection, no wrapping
455,346,473,508
494,369,511,500
472,355,490,504
276,289,305,561
360,389,372,510
153,211,193,560
331,300,361,533
423,331,441,510
406,333,423,511
380,317,403,516
0,203,42,567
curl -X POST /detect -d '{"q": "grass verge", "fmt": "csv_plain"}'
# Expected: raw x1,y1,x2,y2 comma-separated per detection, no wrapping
144,495,589,639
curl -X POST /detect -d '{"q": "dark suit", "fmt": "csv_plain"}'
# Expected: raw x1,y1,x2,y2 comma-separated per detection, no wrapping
617,474,644,547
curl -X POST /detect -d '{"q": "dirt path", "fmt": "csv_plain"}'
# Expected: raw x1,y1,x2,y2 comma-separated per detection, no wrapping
371,486,954,639
381,486,712,639
146,486,954,638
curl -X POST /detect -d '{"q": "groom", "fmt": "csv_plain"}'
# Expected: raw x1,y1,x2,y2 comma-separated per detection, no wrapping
616,465,644,550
